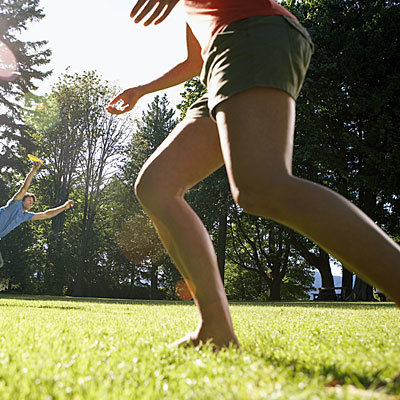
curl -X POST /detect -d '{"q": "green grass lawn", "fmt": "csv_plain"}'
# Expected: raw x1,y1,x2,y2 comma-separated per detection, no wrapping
0,295,399,399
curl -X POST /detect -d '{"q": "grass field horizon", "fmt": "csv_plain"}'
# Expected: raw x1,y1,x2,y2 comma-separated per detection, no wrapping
0,294,399,399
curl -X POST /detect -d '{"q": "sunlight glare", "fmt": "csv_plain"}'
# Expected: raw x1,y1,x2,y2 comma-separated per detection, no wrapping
0,40,19,81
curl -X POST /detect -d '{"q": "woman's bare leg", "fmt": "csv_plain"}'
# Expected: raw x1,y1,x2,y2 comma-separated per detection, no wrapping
135,117,239,348
216,87,400,305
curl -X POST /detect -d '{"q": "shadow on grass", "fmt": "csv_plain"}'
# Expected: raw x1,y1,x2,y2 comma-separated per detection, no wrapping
230,301,396,310
0,294,396,310
0,302,85,311
0,293,187,307
257,352,400,396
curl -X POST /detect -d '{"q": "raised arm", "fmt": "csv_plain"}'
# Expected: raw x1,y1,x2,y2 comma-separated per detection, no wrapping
32,200,74,221
106,24,202,115
13,161,41,200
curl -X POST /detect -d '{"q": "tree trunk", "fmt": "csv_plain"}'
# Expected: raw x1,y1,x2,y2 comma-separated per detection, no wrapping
268,278,281,301
316,249,337,300
289,237,337,300
73,269,85,297
150,264,158,299
350,178,376,301
130,269,136,287
348,276,374,301
341,266,353,299
216,210,228,283
73,227,90,297
47,221,66,295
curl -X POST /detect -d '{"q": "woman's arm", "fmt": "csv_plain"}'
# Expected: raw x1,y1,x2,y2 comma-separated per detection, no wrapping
106,24,202,115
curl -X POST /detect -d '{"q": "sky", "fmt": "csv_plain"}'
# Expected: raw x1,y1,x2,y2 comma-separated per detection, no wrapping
21,0,188,112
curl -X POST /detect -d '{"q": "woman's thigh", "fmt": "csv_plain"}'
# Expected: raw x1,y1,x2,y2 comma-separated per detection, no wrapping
215,87,296,202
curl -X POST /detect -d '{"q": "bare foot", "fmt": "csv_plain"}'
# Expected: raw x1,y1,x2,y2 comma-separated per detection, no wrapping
169,328,240,352
169,332,198,348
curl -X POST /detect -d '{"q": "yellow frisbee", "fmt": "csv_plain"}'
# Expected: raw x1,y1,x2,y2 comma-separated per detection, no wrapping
27,154,43,163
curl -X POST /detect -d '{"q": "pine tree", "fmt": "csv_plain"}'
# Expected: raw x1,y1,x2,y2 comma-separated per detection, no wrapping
0,0,51,169
123,94,178,187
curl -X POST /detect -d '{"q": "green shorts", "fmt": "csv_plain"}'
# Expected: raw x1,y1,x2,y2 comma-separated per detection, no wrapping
186,15,314,121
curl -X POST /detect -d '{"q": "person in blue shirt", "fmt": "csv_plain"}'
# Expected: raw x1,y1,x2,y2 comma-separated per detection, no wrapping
0,161,74,268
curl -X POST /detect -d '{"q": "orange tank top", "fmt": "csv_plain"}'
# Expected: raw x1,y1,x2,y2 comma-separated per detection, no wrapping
183,0,297,57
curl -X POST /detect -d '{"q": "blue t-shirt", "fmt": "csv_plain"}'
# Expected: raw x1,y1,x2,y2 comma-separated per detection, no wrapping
0,199,35,239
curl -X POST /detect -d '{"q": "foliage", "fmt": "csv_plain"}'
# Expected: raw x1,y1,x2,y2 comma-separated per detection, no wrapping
225,261,269,301
123,93,178,182
176,77,207,120
225,206,314,300
282,0,400,297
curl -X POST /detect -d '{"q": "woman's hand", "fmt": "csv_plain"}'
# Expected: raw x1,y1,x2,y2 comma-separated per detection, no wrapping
130,0,180,26
106,87,143,115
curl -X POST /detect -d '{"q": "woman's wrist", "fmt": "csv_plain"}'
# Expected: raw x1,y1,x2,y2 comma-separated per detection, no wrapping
135,84,148,97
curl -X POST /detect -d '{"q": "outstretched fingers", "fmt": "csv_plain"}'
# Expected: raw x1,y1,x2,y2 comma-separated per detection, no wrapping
106,88,140,115
130,0,148,19
145,0,180,25
130,0,179,25
106,95,128,115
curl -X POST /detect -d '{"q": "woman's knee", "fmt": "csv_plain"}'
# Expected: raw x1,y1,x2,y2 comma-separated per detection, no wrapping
233,187,281,217
232,173,295,217
134,167,182,215
134,169,159,210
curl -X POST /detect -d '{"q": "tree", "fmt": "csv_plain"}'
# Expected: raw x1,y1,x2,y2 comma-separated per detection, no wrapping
224,261,269,301
69,73,131,296
226,205,314,301
0,0,51,169
122,93,178,192
23,73,88,293
347,276,374,301
24,71,131,295
284,0,400,299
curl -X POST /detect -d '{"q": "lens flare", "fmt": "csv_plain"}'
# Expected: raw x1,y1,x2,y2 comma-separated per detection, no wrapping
120,218,153,264
23,93,61,133
0,40,18,81
175,279,196,301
